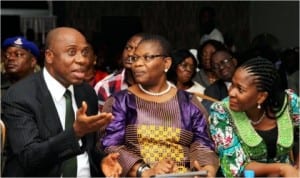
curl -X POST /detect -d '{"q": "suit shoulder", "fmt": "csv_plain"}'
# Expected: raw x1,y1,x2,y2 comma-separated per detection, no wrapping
3,72,41,98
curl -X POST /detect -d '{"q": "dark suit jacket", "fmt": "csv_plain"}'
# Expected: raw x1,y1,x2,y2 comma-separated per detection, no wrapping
201,80,229,113
1,71,106,177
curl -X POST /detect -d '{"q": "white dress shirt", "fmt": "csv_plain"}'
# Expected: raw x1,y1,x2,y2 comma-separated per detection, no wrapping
43,68,91,177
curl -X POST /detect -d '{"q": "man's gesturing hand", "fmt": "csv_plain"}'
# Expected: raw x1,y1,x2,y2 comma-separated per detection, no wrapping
73,101,113,138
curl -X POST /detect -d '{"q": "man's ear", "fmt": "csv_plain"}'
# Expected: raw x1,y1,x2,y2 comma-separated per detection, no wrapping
232,57,238,67
45,49,54,64
30,56,37,68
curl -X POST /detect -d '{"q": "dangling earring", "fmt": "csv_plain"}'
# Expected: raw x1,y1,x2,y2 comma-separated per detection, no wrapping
257,103,261,109
164,68,168,73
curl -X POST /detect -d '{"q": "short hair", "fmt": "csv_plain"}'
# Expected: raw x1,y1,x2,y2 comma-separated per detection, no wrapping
138,34,172,57
197,39,225,68
240,57,285,119
168,49,198,84
211,47,235,66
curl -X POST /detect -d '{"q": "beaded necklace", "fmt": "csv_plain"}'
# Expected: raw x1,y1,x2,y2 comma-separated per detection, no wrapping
138,81,172,96
250,112,265,126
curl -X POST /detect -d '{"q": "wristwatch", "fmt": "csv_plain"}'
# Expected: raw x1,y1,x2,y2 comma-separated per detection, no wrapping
136,163,151,177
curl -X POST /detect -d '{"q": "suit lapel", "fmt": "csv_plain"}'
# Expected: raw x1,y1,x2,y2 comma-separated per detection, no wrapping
74,85,93,116
37,72,63,134
74,86,84,111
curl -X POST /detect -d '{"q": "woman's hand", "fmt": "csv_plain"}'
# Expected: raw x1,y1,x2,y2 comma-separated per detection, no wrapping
246,161,299,177
101,152,122,178
192,160,217,178
143,158,177,177
279,163,299,177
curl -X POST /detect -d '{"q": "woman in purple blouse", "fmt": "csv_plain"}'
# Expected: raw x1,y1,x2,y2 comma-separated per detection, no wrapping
100,34,219,177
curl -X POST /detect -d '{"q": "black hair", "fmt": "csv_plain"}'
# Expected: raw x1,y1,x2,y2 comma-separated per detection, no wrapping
197,39,225,68
167,49,197,86
127,32,148,45
240,57,286,119
138,34,172,57
210,47,236,68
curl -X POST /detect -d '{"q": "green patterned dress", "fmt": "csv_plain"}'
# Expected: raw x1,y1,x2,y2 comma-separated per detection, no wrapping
209,89,299,177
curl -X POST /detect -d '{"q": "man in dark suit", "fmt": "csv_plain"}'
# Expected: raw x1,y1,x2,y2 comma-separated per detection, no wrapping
1,27,122,177
1,36,39,98
202,48,238,112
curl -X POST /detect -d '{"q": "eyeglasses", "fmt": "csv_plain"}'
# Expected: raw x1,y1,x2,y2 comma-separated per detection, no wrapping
212,57,232,71
129,54,167,63
179,62,196,71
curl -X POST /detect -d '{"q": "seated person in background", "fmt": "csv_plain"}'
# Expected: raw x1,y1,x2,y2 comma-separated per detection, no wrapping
84,43,108,87
167,49,205,102
100,34,219,177
1,36,40,97
209,57,299,177
193,40,224,88
94,33,146,111
1,36,40,170
202,48,238,112
1,27,121,177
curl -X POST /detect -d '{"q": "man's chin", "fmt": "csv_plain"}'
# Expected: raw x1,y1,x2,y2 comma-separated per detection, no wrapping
6,70,18,74
71,78,85,85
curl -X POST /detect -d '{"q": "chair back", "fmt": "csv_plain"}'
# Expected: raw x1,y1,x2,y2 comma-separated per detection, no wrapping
0,119,6,175
0,120,5,151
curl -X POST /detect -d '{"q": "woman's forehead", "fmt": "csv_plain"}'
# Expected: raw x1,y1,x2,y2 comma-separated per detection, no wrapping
136,41,161,53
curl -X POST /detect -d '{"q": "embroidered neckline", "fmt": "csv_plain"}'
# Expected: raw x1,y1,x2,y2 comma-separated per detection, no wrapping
223,95,293,158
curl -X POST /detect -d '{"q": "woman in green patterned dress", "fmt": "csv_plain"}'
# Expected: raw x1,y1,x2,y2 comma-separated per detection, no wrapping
209,57,299,177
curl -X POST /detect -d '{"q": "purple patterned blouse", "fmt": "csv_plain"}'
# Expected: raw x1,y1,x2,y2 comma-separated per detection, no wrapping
101,89,218,176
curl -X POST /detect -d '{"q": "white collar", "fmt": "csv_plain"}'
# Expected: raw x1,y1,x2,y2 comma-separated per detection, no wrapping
43,68,74,102
225,81,231,90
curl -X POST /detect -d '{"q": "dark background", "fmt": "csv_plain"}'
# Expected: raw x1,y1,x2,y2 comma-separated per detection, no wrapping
1,1,299,70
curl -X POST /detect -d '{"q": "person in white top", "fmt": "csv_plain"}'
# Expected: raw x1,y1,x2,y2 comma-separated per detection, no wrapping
167,49,205,102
